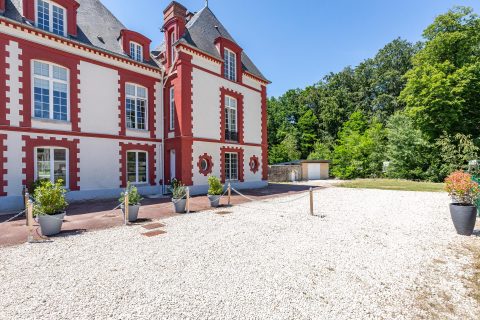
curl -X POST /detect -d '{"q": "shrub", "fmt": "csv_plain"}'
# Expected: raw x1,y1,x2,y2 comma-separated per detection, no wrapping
169,179,186,199
445,171,480,205
208,176,223,196
33,179,68,216
119,182,143,205
28,178,50,196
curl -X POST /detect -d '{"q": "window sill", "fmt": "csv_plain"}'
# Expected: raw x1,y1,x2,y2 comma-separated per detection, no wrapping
126,128,149,132
32,117,71,124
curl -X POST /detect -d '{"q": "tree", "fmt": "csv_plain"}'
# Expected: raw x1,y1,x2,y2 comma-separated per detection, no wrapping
401,7,480,140
268,133,301,164
434,133,479,179
385,113,432,180
308,141,333,161
297,109,319,158
332,112,386,179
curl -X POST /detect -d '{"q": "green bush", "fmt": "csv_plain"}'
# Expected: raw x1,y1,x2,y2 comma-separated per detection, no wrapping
207,176,223,196
169,179,186,199
33,179,68,216
119,182,143,205
28,178,50,197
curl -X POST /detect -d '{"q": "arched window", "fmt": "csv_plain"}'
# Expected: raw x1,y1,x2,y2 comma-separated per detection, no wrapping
35,147,69,186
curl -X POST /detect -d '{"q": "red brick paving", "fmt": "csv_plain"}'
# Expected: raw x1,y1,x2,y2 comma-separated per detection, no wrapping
142,223,166,230
0,183,321,247
142,230,167,237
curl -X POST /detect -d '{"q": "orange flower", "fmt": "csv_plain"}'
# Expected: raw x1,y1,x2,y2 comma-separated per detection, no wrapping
445,171,480,204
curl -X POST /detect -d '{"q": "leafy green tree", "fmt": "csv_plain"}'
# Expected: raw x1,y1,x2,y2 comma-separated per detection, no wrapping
297,109,319,158
434,133,479,178
401,7,480,140
268,133,301,164
308,140,333,161
385,113,432,180
332,112,386,179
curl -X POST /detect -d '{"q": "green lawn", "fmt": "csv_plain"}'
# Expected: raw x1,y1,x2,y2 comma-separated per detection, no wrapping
337,179,445,192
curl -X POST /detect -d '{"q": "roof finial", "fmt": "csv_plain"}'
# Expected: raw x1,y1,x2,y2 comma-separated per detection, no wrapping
205,0,209,8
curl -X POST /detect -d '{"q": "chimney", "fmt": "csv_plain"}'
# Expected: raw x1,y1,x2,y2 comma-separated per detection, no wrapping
0,0,5,14
163,1,187,25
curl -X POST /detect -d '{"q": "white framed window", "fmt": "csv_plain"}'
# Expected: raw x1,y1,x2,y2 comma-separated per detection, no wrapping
32,60,69,121
170,31,176,63
224,48,236,81
126,83,147,130
127,151,148,184
36,0,67,36
129,42,143,62
35,147,68,186
225,152,238,181
225,95,238,141
169,86,175,130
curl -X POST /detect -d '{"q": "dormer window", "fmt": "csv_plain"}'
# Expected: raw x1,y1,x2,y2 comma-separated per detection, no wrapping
36,0,67,36
130,42,143,62
224,49,236,81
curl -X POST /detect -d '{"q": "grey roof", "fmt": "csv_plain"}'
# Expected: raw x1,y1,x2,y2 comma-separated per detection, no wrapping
160,6,268,82
3,0,158,67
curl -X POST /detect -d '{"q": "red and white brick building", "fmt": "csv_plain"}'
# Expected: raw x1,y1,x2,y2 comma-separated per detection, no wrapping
0,0,269,211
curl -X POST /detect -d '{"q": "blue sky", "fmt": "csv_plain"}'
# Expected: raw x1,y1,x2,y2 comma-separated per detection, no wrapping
102,0,480,97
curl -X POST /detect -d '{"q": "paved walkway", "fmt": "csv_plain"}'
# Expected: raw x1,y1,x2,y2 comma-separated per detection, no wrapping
0,183,321,247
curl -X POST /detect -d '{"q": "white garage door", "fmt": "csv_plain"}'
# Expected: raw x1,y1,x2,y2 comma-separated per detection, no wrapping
307,164,321,180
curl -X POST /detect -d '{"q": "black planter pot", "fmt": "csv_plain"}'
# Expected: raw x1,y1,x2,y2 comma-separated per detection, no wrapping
449,203,477,236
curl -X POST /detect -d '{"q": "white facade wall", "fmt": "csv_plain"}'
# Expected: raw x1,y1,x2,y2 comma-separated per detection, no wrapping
5,40,23,126
78,61,120,134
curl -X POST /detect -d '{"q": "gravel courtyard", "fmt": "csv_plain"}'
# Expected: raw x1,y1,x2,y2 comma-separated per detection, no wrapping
0,188,479,320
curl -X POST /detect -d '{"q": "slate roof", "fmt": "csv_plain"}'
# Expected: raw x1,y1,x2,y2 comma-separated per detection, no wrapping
158,6,268,82
2,0,158,67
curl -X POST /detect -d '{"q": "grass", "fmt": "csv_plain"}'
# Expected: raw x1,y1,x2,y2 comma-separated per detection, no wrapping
337,179,445,192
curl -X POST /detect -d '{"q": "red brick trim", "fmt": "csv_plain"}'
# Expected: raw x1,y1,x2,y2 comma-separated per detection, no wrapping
249,155,259,174
22,135,80,191
0,18,160,72
119,142,156,188
23,0,80,37
118,70,157,138
0,37,9,126
197,153,213,176
220,87,244,144
120,29,152,62
220,146,244,183
0,126,162,143
0,0,5,13
178,43,222,65
17,39,81,131
0,134,7,196
261,85,268,180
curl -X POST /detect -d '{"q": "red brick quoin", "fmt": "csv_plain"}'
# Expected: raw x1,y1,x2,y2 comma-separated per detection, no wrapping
22,136,80,191
220,146,244,183
0,36,10,126
119,142,156,188
197,153,213,176
0,134,7,196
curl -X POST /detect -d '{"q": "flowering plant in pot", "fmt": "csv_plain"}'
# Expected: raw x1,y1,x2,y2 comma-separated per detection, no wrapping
119,183,143,222
207,176,223,208
170,179,187,213
33,179,68,236
445,171,479,236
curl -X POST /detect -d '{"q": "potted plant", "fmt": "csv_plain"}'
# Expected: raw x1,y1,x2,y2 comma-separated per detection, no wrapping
445,171,479,236
207,176,223,208
119,183,143,222
33,179,68,236
170,179,187,213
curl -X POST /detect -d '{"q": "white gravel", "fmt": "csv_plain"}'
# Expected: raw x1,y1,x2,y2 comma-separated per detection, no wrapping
0,188,479,320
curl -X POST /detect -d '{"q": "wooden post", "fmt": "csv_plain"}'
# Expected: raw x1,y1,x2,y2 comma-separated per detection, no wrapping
124,192,129,225
309,188,314,216
24,192,30,216
227,183,231,206
27,199,34,243
186,187,190,214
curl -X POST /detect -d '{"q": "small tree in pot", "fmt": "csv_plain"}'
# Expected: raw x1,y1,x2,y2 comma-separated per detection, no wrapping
33,179,68,236
207,176,223,208
445,171,479,236
119,183,143,222
170,179,187,213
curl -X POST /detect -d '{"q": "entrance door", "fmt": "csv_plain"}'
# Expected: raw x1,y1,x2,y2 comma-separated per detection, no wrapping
170,150,176,181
